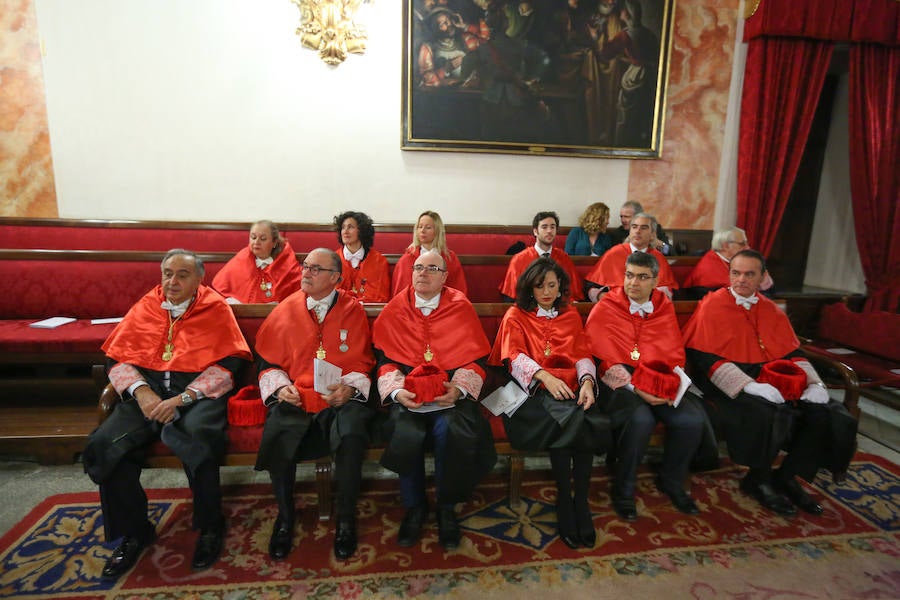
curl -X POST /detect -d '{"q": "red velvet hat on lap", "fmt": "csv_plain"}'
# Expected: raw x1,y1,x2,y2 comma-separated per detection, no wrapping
758,359,807,401
632,360,680,400
404,364,448,404
227,385,267,426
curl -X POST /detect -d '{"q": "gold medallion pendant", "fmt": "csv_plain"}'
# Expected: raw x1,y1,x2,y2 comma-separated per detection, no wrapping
544,341,552,357
424,346,434,362
316,344,327,360
162,342,175,361
630,347,641,361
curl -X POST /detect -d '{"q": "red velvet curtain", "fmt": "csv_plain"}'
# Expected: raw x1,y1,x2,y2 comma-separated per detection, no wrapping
736,37,833,255
848,44,900,312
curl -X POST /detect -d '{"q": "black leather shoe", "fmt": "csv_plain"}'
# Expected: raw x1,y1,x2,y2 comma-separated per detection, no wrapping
101,530,156,580
575,498,595,548
556,496,580,549
268,517,293,560
656,477,700,515
774,476,824,515
397,505,427,547
437,507,461,551
333,518,358,560
192,528,224,570
740,476,797,517
611,492,638,522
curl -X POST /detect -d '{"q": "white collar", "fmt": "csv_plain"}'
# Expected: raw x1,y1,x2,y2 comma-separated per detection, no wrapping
729,287,759,309
536,306,558,319
629,243,648,253
161,296,193,317
255,256,274,268
534,242,552,257
343,245,365,268
629,299,654,316
415,292,441,312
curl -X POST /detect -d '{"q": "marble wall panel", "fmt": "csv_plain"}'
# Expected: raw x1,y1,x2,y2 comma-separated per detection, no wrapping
0,0,57,217
629,0,741,229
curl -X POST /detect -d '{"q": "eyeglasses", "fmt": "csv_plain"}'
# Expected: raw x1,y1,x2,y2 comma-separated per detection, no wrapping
301,263,338,275
624,271,656,281
412,264,446,273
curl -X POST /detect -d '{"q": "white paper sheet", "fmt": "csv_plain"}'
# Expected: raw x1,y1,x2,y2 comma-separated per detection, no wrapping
29,317,76,329
313,358,342,394
481,380,529,417
90,317,124,325
826,347,856,355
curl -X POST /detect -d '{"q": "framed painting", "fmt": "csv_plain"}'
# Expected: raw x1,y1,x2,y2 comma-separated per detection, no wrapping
401,0,676,158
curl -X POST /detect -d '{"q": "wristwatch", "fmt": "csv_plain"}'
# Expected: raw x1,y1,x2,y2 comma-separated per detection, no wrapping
180,391,194,406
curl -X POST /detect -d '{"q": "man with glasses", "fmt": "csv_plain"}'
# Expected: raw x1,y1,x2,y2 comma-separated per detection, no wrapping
610,200,672,254
585,252,710,520
585,212,678,302
683,226,774,298
253,248,375,561
372,251,496,551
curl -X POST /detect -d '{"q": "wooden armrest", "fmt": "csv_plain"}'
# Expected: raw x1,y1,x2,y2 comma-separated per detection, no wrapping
98,383,122,424
799,344,860,419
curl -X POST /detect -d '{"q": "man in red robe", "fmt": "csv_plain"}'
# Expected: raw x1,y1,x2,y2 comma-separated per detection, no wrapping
253,248,375,561
373,251,496,551
84,249,252,579
499,211,584,301
212,221,302,303
585,213,678,301
683,226,774,298
683,250,857,516
586,252,709,520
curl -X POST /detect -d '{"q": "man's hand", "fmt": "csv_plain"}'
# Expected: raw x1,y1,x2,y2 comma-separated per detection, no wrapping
133,387,162,419
743,381,785,404
800,383,829,404
635,387,672,406
323,383,356,408
148,395,179,424
277,384,303,408
395,389,421,410
577,379,595,410
433,382,462,407
535,370,575,401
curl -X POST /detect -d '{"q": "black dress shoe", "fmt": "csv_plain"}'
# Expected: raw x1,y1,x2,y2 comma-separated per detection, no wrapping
333,518,358,560
397,505,427,547
192,528,224,570
774,476,824,515
611,493,638,522
102,530,156,580
437,507,462,551
740,476,797,517
656,477,700,515
556,497,580,549
575,498,595,548
268,517,294,560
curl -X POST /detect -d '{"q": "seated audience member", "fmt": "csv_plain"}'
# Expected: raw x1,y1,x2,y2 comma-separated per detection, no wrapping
212,220,302,303
683,226,774,298
490,258,610,548
391,210,468,297
500,211,584,301
586,252,711,521
254,248,376,561
83,249,252,579
584,213,678,301
373,251,496,551
609,200,672,254
565,202,613,257
683,250,857,516
334,210,390,303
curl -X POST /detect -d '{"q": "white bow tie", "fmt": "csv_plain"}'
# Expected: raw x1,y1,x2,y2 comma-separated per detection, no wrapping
255,256,274,268
306,297,329,322
415,296,440,312
161,298,192,317
343,246,364,268
536,307,558,319
629,300,654,316
734,294,759,310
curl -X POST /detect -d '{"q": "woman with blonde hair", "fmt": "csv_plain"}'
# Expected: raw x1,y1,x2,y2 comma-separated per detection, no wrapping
213,220,302,303
565,202,613,257
390,210,468,296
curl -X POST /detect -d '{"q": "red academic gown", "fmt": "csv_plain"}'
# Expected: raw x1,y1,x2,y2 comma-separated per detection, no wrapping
682,250,729,290
212,242,302,303
336,247,390,303
390,247,468,297
584,243,678,291
372,285,495,502
498,247,584,301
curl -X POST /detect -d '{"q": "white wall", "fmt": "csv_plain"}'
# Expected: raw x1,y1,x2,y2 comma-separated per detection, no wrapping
804,74,866,293
35,0,629,226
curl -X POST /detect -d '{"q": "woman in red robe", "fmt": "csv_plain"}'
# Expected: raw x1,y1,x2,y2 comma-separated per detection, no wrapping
334,211,390,303
212,220,302,304
489,257,610,549
390,211,468,297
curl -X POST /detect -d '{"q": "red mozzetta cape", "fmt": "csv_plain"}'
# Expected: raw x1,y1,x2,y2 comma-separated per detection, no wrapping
373,286,490,371
390,248,468,297
254,289,374,413
488,305,591,366
498,247,584,301
585,287,685,373
102,284,252,372
682,249,729,289
336,247,390,303
212,241,302,303
682,287,799,364
584,243,678,290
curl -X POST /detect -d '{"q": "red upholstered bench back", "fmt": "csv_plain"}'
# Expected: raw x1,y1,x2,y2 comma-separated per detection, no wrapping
819,302,900,363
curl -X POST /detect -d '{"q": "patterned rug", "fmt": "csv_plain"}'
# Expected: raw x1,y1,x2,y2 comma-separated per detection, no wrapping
1,455,898,599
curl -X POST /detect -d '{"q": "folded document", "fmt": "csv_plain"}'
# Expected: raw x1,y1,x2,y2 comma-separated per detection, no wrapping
29,317,77,329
